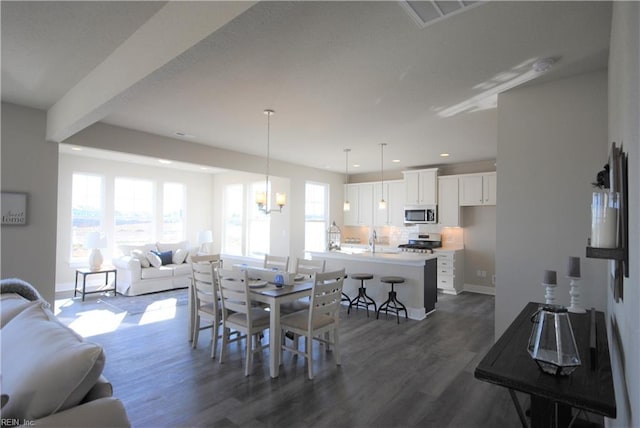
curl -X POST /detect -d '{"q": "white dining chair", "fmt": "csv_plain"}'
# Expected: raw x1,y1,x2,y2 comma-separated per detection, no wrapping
280,258,326,316
217,268,270,376
190,256,223,358
264,254,289,271
280,268,345,380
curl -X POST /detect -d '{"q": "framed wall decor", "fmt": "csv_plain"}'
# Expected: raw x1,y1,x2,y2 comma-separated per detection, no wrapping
1,192,27,225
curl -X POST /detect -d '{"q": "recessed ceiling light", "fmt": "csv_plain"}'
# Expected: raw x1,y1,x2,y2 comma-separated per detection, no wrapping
353,164,360,168
440,153,450,157
392,159,400,163
200,166,208,170
158,159,172,164
71,147,82,151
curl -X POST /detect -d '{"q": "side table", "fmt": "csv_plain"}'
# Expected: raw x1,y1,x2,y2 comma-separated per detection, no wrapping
475,301,616,428
75,267,117,301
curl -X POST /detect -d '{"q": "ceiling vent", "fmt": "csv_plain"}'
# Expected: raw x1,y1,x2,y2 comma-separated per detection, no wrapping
399,0,484,28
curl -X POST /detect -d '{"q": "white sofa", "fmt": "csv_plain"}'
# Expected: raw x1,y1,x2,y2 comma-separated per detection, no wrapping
112,241,197,296
0,290,130,427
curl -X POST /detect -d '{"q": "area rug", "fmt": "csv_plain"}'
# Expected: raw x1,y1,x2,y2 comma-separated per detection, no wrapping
98,288,188,315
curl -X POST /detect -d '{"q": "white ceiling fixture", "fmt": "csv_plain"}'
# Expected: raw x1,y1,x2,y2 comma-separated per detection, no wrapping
256,109,286,215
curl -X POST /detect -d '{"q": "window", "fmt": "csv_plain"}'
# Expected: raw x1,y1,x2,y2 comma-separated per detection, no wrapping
71,173,104,259
114,178,154,245
305,182,328,252
222,184,243,255
162,182,185,242
247,181,270,258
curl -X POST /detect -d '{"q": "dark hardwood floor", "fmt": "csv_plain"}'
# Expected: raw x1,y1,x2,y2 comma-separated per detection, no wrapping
54,291,524,427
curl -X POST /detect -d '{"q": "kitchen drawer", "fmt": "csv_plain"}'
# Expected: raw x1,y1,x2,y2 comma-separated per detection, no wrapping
438,259,454,270
437,253,455,262
438,275,454,289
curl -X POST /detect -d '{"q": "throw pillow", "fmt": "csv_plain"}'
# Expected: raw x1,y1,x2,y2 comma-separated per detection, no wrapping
151,250,173,266
130,249,150,268
146,251,162,268
172,248,188,264
0,303,105,420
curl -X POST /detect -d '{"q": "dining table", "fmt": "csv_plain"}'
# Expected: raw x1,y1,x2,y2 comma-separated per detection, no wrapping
187,266,314,378
249,280,314,378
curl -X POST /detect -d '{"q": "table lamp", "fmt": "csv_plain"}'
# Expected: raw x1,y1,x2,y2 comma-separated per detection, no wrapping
198,230,213,255
84,232,107,271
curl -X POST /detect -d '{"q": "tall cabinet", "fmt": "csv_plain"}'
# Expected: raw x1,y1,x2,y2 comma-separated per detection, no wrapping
437,176,461,227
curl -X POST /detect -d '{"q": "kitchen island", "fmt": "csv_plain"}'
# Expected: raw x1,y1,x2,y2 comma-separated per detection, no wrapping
308,250,437,320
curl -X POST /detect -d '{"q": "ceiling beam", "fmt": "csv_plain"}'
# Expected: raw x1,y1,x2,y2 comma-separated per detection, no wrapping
46,1,257,143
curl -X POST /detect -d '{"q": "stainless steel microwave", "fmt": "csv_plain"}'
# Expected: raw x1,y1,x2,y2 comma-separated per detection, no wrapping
404,205,437,224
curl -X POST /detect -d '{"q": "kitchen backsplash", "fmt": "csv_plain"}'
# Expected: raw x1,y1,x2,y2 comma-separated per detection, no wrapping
341,225,464,248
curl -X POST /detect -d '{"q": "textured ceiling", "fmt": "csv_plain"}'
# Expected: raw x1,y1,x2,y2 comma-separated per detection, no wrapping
1,1,612,174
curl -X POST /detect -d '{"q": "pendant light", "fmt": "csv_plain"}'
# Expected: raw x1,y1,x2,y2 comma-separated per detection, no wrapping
343,148,351,211
256,109,286,214
378,143,387,210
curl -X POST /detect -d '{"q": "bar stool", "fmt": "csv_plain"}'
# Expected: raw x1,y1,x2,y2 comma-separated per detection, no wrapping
348,273,376,317
377,276,407,324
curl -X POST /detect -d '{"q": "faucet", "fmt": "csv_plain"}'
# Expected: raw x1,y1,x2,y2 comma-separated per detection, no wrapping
369,228,377,254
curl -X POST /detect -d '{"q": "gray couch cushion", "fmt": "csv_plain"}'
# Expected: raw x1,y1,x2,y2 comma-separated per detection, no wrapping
0,294,37,327
1,303,105,420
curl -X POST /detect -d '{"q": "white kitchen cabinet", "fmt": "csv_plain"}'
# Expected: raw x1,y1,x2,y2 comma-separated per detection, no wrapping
482,172,497,205
343,184,359,225
387,181,406,227
403,168,438,205
358,183,374,226
459,172,496,206
374,180,405,227
437,176,461,227
434,249,464,295
344,183,374,226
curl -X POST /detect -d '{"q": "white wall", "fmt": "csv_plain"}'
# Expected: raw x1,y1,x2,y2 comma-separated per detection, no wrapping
55,152,215,290
495,70,608,336
1,103,59,304
607,3,639,426
462,205,496,289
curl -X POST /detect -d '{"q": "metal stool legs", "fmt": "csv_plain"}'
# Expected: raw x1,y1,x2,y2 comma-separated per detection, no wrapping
376,282,408,324
348,278,377,317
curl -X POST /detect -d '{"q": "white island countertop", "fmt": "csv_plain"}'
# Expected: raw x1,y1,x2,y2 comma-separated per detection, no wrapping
308,250,437,267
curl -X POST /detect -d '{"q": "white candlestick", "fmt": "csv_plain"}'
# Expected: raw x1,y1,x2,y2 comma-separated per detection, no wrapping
567,277,586,313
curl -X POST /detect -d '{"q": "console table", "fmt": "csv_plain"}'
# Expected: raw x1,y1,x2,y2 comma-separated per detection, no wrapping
75,267,117,301
475,302,616,428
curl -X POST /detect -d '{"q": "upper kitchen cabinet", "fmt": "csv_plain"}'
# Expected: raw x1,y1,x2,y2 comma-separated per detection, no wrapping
344,184,359,225
403,168,438,205
458,172,496,206
344,183,374,226
438,176,461,227
374,180,405,227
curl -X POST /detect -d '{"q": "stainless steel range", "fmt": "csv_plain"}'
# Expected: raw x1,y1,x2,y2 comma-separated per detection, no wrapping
398,233,442,254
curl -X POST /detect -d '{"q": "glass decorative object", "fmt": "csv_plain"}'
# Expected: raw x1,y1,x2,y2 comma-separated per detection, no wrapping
527,305,581,376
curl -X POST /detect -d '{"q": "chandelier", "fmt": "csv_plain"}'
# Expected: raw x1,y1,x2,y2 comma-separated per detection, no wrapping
256,109,286,214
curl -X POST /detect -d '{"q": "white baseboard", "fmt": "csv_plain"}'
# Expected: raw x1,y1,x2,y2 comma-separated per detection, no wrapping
463,283,495,295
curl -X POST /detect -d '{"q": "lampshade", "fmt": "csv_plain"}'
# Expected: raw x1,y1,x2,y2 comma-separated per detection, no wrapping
84,232,106,249
198,230,213,244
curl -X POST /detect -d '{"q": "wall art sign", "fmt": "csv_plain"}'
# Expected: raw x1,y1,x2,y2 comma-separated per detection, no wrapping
1,192,27,225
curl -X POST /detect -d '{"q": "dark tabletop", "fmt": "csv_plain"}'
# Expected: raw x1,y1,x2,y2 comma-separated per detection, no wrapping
474,301,616,418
